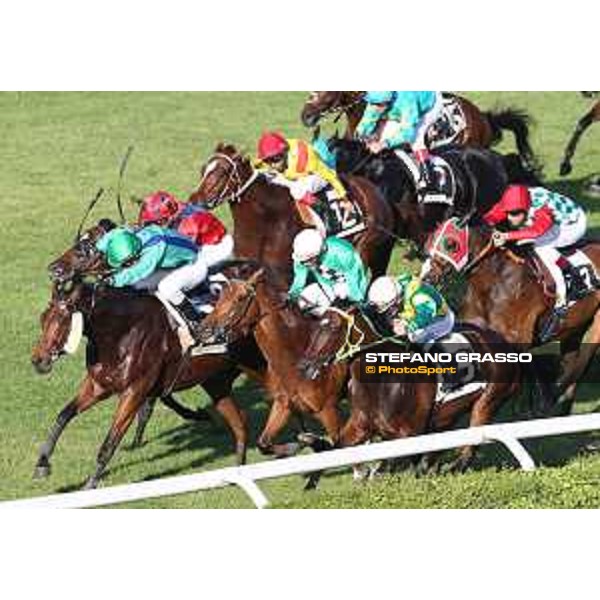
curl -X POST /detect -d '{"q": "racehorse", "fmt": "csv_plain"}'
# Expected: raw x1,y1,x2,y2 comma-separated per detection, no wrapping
196,265,350,487
188,143,396,279
329,137,540,249
33,244,266,489
560,92,600,176
301,91,538,171
423,218,600,415
299,307,522,474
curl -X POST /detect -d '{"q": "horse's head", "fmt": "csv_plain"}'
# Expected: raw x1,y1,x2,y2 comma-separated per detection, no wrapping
299,308,354,381
422,218,493,289
48,219,114,285
197,267,265,346
301,91,364,128
31,281,87,375
190,143,255,210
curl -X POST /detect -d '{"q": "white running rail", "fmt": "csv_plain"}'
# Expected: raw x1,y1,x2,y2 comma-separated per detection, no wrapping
2,413,600,509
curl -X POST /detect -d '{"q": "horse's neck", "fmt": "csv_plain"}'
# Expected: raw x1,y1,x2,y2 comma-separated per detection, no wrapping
231,180,299,268
345,103,365,138
253,290,308,370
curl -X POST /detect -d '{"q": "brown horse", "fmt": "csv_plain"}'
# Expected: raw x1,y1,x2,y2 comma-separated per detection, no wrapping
560,93,600,176
188,143,395,279
196,266,350,476
300,307,522,474
301,91,538,170
31,263,266,489
423,218,600,415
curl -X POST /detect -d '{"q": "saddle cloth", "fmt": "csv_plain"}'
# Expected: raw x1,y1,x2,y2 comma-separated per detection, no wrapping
529,247,598,308
301,189,366,239
424,331,487,404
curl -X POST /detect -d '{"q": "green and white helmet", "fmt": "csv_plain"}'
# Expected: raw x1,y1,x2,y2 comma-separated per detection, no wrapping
105,230,142,268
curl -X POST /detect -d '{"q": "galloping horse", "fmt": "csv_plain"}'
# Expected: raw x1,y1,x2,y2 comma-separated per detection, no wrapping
197,265,350,487
301,91,538,170
33,236,266,489
423,218,600,415
560,92,600,176
330,137,539,249
300,307,522,474
188,143,395,278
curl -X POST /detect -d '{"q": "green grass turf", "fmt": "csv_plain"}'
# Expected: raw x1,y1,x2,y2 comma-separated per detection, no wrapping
1,92,599,508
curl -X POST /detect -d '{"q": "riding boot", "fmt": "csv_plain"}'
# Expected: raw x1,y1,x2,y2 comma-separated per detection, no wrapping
177,298,201,335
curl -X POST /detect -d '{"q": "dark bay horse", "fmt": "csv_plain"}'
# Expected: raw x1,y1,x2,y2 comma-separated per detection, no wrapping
330,137,539,249
188,143,395,279
560,93,600,176
196,266,350,472
301,91,538,170
423,219,600,415
300,307,522,474
32,264,266,489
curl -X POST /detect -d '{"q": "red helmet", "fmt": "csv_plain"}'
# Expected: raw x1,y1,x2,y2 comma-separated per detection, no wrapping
138,191,182,225
500,185,532,213
257,132,289,161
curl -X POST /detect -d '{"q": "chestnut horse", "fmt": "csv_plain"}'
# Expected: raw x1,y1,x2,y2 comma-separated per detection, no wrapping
300,307,522,474
423,218,600,415
301,91,538,170
32,258,266,489
188,143,395,279
197,265,350,487
560,92,600,176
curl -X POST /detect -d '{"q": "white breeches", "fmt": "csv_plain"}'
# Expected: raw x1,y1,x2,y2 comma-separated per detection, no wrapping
532,210,587,306
413,93,445,151
408,310,456,345
157,235,234,305
296,282,348,317
199,234,234,269
287,174,330,201
158,258,207,305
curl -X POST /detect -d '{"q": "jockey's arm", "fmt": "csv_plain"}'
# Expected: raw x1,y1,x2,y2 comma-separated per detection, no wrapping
356,104,387,140
506,206,555,242
288,263,309,300
111,243,166,288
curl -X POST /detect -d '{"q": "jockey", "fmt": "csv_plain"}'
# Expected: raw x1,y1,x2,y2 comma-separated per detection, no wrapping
138,190,234,273
288,229,368,317
368,274,455,345
96,224,205,337
256,132,348,236
356,91,446,200
484,185,589,308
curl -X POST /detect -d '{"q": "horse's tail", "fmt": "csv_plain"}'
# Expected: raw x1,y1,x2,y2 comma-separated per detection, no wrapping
502,153,543,187
485,108,540,171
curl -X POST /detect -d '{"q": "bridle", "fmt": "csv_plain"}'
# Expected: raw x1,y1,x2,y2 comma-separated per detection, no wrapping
198,152,260,209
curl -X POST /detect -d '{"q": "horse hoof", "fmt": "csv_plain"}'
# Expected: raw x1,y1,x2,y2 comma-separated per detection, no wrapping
83,478,98,491
33,464,51,479
297,432,320,447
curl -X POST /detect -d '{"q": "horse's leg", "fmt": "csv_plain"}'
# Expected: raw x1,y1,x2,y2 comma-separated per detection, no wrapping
256,399,297,458
340,408,373,482
560,102,600,176
302,403,343,491
34,375,110,479
446,384,514,474
202,370,248,466
84,381,150,490
130,398,157,449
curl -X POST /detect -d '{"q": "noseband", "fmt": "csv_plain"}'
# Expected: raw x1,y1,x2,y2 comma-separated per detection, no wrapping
199,153,259,208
